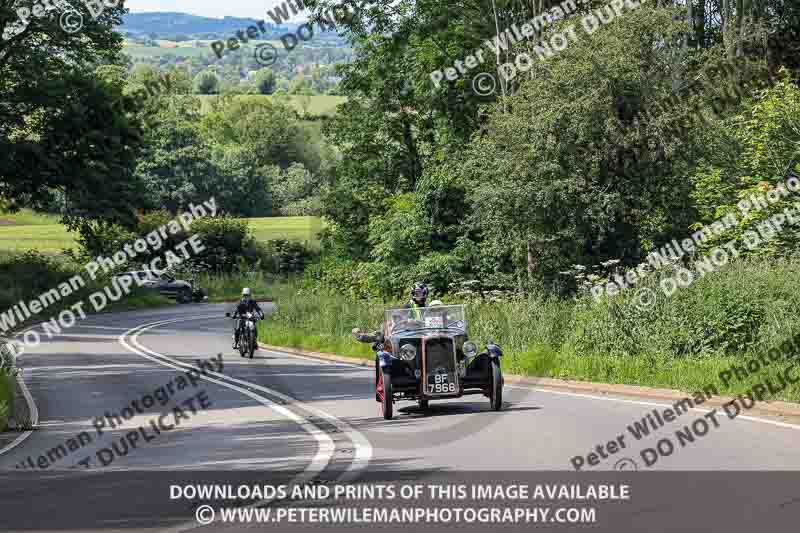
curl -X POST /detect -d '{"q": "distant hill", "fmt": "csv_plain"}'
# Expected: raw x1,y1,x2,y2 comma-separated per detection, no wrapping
120,12,291,38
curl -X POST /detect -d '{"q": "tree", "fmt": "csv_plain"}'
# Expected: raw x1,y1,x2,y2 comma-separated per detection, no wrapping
271,163,327,215
0,1,148,232
464,8,706,284
193,70,220,94
254,68,278,95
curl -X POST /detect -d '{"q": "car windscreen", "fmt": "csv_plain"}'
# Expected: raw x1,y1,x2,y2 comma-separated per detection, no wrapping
385,305,466,334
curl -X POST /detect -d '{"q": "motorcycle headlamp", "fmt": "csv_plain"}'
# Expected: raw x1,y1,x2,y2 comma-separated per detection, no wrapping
463,341,478,357
399,344,417,361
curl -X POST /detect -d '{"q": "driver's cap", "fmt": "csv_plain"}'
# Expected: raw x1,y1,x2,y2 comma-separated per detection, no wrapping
242,287,251,296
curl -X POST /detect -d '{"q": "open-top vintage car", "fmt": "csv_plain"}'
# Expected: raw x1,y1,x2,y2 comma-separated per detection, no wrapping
361,304,504,420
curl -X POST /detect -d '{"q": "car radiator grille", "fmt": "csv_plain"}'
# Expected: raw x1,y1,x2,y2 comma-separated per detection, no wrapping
425,338,455,376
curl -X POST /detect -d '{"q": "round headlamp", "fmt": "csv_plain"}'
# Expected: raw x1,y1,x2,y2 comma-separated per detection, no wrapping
399,344,417,361
463,341,478,357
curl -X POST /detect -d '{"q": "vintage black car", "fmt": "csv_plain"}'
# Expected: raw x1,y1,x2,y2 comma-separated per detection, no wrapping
360,305,504,420
113,270,207,303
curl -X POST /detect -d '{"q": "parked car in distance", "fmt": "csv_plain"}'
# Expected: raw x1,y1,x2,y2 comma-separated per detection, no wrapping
112,271,207,303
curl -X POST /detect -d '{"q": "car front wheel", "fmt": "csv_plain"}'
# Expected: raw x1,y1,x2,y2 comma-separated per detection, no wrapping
490,359,503,411
377,367,393,420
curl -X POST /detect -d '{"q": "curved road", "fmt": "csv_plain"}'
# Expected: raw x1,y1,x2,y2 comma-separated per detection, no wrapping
1,304,800,531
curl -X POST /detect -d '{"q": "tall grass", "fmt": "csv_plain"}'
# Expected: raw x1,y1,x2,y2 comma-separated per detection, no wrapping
0,374,12,431
258,283,382,358
256,258,800,403
195,272,283,302
0,344,15,431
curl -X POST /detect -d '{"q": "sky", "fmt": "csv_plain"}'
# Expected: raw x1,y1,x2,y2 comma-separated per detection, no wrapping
127,0,307,20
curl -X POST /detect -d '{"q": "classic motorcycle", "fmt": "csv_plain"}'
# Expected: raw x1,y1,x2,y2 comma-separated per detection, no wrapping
226,311,259,359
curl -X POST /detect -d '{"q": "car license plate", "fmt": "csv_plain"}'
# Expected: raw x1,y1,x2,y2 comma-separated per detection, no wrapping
429,372,456,393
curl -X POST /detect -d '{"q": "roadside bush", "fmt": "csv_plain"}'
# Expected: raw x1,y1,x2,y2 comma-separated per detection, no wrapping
0,250,172,337
70,222,138,262
258,239,316,274
186,216,257,273
0,251,81,312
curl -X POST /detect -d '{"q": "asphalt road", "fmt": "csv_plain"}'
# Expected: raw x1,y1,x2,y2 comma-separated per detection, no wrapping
1,304,800,532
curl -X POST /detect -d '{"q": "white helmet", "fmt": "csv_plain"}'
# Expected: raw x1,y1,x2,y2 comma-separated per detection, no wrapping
242,287,251,296
429,299,443,306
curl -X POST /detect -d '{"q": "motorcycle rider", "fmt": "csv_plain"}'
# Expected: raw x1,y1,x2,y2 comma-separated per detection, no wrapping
352,282,431,343
232,288,265,349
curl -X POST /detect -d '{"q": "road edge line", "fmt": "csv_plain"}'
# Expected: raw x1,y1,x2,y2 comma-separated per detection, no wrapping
122,315,370,532
119,317,335,480
258,343,800,420
0,368,39,458
124,316,372,480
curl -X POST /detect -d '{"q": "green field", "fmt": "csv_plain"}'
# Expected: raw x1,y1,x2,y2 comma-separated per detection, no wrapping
246,216,321,243
196,94,346,116
0,210,321,254
0,210,74,253
0,209,61,226
124,40,323,60
124,44,209,58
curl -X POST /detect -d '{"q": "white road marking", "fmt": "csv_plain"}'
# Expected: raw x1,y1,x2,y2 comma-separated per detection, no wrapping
75,325,132,331
506,385,800,431
129,317,372,480
0,368,39,457
263,347,800,433
120,315,373,532
119,317,334,476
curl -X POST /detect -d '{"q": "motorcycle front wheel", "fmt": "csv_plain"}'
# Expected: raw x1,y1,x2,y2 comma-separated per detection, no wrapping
239,330,248,358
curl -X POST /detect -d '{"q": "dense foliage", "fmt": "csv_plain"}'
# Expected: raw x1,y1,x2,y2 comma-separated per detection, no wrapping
2,1,799,301
0,1,145,233
296,0,800,298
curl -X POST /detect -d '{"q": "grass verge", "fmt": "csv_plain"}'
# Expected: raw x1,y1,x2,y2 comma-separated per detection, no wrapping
0,371,13,431
255,261,800,404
